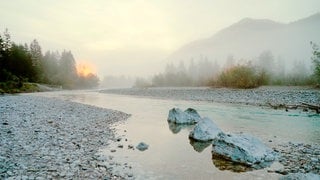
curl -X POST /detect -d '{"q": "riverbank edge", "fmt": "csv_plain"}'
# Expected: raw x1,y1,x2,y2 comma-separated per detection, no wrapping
0,95,130,179
100,86,320,113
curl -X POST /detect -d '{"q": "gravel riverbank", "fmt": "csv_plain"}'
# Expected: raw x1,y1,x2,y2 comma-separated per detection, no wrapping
273,142,320,175
101,86,320,107
0,95,130,179
1,90,319,179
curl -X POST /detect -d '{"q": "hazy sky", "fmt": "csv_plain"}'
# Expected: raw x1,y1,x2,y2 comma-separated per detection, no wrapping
1,0,319,77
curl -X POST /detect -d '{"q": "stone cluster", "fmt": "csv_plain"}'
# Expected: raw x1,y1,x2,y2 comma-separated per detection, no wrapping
272,142,320,175
0,95,130,179
102,86,320,107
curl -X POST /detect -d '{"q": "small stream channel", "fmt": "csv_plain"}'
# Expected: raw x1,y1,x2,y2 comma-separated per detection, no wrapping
36,90,320,179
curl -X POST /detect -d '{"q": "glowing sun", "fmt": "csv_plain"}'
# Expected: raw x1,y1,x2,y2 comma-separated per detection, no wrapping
77,62,96,77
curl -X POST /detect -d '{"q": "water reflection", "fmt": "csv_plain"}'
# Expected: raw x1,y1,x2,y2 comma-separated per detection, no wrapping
167,122,194,134
167,121,212,152
211,153,275,172
189,138,212,153
212,154,253,172
35,91,319,179
168,120,271,172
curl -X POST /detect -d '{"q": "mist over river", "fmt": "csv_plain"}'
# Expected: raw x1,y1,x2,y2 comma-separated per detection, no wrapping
34,89,320,179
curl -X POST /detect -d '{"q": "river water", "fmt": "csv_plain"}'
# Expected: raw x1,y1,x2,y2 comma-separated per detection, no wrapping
35,90,320,179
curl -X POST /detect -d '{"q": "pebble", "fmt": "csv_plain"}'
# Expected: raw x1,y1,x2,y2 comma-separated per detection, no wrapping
101,86,320,108
0,95,130,179
136,142,149,151
274,142,320,175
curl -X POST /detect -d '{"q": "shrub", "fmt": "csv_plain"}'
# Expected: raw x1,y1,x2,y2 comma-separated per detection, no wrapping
217,65,268,89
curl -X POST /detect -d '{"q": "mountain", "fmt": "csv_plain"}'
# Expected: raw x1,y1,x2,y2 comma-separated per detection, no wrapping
167,13,320,72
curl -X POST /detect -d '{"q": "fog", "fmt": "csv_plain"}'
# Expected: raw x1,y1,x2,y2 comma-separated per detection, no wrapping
1,1,320,88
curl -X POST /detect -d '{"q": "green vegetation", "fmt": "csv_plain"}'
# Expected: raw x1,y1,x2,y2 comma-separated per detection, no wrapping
311,42,320,85
217,65,268,89
0,29,99,93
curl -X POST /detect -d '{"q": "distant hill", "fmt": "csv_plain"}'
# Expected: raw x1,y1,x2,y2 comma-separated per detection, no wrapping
167,13,320,72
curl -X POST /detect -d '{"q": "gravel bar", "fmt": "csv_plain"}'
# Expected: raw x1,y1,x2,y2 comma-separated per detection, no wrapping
101,86,320,107
0,95,130,179
272,142,320,175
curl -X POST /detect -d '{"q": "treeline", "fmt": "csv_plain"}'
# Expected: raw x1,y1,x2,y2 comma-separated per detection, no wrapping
134,58,219,88
0,29,99,92
153,58,219,87
134,47,320,89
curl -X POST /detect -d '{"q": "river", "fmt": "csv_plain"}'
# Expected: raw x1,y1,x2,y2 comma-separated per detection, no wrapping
35,90,320,179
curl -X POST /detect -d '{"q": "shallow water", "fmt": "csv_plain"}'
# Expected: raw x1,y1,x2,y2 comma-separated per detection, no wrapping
34,90,320,179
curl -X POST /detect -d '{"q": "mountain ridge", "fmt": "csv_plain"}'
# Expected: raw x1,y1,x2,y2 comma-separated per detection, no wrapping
167,12,320,72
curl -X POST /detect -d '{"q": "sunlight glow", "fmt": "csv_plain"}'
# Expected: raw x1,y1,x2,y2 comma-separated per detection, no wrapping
77,62,96,77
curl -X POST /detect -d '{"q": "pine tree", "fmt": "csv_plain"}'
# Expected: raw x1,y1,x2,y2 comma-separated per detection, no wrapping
311,42,320,84
58,50,77,88
29,39,42,67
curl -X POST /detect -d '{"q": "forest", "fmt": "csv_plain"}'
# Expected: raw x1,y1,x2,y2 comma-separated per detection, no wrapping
1,28,319,91
0,29,99,93
135,46,320,89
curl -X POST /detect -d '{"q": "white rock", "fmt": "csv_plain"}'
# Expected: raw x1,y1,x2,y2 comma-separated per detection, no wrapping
189,117,222,141
167,108,201,124
212,133,277,168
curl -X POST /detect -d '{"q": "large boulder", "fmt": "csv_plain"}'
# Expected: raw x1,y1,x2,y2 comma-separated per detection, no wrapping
167,108,201,124
189,117,223,141
212,133,277,168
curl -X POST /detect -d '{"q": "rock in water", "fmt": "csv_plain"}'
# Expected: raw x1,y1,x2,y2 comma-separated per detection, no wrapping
212,133,277,168
136,142,149,151
184,108,201,121
189,117,223,141
167,108,201,124
279,173,320,180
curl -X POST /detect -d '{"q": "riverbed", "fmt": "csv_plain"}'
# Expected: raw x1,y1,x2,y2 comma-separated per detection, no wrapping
34,89,320,179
